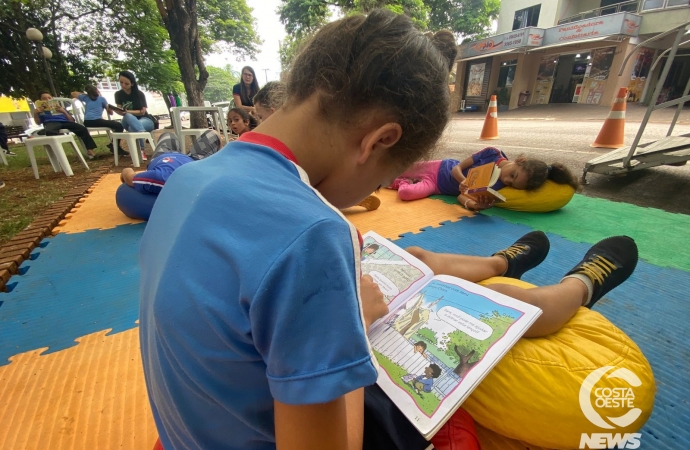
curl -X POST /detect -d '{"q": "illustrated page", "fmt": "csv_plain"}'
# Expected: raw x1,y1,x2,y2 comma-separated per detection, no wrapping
361,231,434,308
369,275,542,437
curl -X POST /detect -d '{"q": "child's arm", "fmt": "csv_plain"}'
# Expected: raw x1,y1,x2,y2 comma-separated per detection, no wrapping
120,168,136,186
275,394,356,450
450,156,476,185
57,106,75,122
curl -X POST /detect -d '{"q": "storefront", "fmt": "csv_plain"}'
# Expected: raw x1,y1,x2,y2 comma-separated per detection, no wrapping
455,27,544,111
453,12,646,111
525,12,643,107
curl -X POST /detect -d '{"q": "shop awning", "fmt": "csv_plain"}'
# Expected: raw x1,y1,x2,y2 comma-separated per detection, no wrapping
459,49,522,62
526,36,622,53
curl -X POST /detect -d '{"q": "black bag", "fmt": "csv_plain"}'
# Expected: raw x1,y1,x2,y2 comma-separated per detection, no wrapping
144,113,160,130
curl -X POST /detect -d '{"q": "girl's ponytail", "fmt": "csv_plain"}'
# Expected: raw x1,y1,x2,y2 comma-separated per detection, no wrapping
517,157,582,191
548,162,581,192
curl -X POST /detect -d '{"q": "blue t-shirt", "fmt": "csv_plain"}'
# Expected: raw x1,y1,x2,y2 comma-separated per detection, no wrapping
132,152,194,195
415,375,435,393
38,111,68,123
78,94,109,121
435,147,509,195
139,136,378,450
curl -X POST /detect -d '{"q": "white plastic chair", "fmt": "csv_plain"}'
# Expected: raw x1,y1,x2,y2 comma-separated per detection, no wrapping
171,106,228,154
25,133,89,179
111,131,156,168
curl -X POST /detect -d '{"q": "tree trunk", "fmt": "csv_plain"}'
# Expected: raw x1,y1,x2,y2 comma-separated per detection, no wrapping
156,0,210,128
453,346,478,378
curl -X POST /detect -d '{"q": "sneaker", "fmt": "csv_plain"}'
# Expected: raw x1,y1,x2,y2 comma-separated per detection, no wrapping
0,180,5,189
563,236,638,308
3,149,16,156
357,195,381,211
492,231,550,279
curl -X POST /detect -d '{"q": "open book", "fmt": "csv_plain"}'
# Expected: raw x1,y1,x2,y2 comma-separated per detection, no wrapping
35,99,60,113
362,231,542,439
464,162,506,202
108,104,128,115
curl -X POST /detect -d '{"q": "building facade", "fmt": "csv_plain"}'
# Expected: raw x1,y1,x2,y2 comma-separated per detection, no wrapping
453,0,690,111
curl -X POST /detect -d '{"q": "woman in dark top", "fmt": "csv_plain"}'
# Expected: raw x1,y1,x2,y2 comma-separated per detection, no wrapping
232,66,260,113
114,71,154,152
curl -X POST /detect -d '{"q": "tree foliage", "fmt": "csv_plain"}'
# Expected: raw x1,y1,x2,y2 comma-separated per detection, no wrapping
416,327,437,345
155,0,260,126
204,65,240,103
425,0,499,40
444,311,515,367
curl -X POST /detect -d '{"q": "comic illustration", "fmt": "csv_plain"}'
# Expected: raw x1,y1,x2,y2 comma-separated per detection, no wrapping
369,279,524,416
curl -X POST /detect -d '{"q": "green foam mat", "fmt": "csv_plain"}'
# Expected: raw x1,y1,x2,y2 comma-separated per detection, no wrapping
429,194,690,273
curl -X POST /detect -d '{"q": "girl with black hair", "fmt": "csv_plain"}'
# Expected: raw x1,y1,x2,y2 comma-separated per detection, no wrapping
114,71,155,153
232,66,260,114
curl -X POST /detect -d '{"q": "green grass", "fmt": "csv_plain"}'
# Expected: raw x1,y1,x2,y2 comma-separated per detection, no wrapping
373,349,441,417
0,136,114,246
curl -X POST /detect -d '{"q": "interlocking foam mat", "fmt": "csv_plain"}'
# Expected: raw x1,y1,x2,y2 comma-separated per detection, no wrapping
0,177,687,449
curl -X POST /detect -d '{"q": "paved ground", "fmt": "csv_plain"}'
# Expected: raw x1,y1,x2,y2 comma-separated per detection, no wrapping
438,110,690,215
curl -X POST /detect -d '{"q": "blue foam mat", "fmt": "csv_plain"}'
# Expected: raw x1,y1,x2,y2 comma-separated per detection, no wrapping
0,224,144,363
395,215,689,450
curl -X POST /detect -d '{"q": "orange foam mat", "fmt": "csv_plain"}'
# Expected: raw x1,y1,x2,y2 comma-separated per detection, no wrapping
0,328,157,450
54,173,142,234
344,189,472,239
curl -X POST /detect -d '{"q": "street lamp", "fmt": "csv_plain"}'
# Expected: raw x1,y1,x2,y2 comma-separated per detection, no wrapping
26,27,57,96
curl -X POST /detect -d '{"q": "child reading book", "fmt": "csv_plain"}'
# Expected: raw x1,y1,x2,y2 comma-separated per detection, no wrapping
389,147,580,211
361,230,638,437
140,10,461,450
33,91,99,159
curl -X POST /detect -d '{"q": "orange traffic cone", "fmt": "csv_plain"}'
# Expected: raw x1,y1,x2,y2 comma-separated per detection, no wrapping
479,95,499,140
591,87,627,148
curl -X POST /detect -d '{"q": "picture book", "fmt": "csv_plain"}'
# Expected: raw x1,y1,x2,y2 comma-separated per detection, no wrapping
362,231,542,439
464,162,506,202
108,104,127,115
35,99,60,113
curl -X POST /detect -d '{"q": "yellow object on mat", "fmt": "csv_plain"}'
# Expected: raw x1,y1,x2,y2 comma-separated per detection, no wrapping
463,277,655,449
344,189,472,239
54,173,143,234
497,180,575,212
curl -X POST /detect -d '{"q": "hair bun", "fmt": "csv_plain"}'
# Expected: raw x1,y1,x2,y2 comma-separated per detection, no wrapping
430,30,457,71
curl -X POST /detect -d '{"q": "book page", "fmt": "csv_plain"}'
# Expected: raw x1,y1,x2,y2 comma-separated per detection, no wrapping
361,231,434,310
369,275,541,438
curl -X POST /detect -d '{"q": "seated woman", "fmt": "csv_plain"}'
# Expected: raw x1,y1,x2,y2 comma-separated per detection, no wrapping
116,130,221,220
71,85,126,155
113,71,155,155
232,66,260,115
33,91,98,159
389,147,581,211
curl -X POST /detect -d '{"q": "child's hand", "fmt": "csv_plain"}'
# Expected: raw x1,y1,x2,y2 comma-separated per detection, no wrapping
360,274,387,331
120,168,135,186
459,181,468,193
471,196,495,210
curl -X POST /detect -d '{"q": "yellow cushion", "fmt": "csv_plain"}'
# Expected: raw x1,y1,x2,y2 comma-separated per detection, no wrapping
461,277,655,449
497,180,575,212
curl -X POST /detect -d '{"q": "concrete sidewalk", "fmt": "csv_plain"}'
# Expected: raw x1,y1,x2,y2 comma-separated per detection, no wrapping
453,102,690,124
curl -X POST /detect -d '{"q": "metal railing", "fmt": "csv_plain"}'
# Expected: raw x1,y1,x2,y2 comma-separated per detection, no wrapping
557,0,689,25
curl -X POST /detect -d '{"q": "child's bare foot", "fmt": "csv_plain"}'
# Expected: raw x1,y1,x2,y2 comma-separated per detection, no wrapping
357,195,381,211
492,231,550,280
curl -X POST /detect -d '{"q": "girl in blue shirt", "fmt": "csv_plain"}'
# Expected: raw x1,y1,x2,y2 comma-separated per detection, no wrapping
71,85,125,154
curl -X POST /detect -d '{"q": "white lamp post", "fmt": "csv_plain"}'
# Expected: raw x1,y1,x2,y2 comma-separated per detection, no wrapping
26,27,57,96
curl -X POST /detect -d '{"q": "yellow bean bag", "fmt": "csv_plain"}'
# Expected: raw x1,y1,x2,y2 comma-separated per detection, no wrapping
462,277,655,449
497,180,575,212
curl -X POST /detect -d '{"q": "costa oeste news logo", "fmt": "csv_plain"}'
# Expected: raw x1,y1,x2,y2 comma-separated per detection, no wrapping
579,366,643,449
